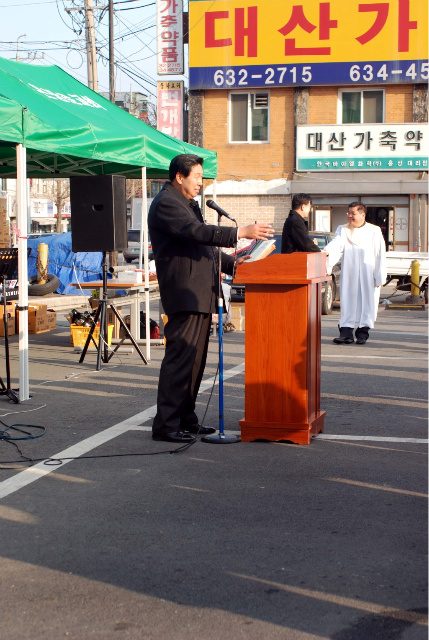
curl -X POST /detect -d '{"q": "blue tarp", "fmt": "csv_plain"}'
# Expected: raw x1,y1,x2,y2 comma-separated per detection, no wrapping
27,232,103,295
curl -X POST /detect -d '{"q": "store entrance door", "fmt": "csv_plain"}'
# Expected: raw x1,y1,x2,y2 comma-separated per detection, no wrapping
366,206,393,249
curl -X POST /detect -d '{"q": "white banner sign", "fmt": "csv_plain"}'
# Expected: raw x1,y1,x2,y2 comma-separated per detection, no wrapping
31,199,55,218
296,123,428,171
156,0,184,75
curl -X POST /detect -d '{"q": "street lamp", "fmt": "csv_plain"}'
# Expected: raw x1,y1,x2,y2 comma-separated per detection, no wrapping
16,34,27,61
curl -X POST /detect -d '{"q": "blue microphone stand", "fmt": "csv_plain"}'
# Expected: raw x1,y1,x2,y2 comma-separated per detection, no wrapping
202,212,240,445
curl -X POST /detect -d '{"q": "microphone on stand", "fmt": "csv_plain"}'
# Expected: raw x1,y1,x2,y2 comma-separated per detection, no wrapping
206,199,237,223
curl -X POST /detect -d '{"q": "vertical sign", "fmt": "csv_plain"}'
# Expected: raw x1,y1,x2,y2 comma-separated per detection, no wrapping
156,0,184,75
157,81,184,139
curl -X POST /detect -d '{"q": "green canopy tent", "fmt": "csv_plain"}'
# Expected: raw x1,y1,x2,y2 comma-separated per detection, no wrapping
0,57,217,178
0,57,218,400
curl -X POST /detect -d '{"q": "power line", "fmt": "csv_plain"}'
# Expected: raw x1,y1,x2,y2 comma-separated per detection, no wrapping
94,21,157,85
113,0,149,4
114,2,155,10
0,0,57,6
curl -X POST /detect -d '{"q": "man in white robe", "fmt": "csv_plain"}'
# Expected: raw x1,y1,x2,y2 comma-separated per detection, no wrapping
324,202,387,344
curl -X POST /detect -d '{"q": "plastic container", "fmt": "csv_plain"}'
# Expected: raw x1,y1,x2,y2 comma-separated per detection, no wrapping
70,324,114,348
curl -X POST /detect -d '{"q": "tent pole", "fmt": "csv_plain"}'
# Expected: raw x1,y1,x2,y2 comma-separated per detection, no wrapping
142,166,150,361
16,144,29,402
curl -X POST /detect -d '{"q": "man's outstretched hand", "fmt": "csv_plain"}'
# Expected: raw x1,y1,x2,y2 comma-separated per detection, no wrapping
235,255,252,266
238,223,275,240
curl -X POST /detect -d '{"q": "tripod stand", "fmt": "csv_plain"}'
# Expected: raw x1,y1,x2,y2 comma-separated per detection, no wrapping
0,248,20,403
79,252,148,370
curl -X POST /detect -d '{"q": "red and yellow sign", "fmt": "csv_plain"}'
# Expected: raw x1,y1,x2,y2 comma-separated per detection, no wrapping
189,0,428,88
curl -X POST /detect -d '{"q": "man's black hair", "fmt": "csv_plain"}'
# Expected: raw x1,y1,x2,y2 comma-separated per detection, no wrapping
169,154,204,181
292,193,312,210
349,201,367,214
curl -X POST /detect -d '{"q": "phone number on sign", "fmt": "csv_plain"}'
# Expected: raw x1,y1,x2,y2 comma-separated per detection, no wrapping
201,61,429,88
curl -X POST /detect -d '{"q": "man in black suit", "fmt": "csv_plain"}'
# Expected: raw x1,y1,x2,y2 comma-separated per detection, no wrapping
281,193,321,254
149,154,274,443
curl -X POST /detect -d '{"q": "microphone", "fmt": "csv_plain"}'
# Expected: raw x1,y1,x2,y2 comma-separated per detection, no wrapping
206,199,236,223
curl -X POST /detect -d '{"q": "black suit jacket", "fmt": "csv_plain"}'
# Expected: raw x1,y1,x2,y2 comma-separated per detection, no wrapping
148,182,237,315
281,210,321,254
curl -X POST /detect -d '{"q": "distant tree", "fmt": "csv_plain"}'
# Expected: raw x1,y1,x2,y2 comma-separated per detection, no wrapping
126,179,142,201
51,180,70,233
32,179,70,233
145,101,157,129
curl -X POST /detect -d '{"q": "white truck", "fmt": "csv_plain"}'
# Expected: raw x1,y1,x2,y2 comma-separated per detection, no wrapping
385,252,428,303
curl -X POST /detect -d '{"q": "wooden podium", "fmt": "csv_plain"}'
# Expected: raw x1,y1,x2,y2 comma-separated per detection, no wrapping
237,252,328,445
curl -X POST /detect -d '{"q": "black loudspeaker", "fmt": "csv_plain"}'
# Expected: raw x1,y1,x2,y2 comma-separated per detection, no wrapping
70,175,127,252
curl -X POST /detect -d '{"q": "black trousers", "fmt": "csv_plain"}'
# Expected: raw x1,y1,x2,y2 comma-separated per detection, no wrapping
152,312,212,435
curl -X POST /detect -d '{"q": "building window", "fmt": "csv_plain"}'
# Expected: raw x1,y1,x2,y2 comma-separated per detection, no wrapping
339,89,384,123
230,92,269,143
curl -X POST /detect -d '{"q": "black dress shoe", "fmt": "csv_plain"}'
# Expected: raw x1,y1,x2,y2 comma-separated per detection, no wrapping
152,431,196,443
183,424,216,435
355,337,368,345
333,336,354,344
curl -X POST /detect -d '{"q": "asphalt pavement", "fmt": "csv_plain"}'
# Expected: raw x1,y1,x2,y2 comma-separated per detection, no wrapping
0,289,427,640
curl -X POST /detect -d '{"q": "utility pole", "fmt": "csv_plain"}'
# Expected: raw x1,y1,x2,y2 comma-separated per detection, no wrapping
108,0,118,269
84,0,98,92
16,34,27,61
109,0,115,102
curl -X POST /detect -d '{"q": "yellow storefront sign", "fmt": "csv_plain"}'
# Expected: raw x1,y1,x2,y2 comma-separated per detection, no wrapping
189,0,428,88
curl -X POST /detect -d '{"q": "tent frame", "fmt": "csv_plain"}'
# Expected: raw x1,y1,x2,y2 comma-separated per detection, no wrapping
15,148,153,402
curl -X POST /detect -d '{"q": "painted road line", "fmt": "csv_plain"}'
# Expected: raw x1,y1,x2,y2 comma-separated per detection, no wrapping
322,356,427,360
316,435,427,443
0,364,246,500
132,428,427,442
0,407,157,500
370,330,427,336
0,359,425,500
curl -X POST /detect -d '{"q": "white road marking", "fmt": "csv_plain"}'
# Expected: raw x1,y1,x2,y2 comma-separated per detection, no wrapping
0,360,425,500
322,356,427,360
370,330,427,336
0,364,246,500
316,435,427,443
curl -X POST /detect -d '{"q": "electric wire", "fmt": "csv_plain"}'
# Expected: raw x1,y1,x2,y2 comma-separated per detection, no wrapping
114,2,155,10
0,0,57,5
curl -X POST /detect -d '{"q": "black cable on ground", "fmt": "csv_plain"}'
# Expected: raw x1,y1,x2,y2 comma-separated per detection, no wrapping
0,350,224,469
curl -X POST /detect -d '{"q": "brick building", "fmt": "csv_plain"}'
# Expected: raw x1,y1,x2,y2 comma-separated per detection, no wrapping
187,0,428,251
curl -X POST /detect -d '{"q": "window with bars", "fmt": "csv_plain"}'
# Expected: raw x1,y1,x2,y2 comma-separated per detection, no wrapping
230,92,269,143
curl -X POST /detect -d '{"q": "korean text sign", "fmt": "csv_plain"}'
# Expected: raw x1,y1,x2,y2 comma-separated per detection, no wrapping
296,123,428,171
157,0,184,75
157,81,184,140
189,0,428,89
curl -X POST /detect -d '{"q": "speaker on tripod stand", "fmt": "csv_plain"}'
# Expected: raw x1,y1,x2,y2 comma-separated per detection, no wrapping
69,175,147,370
70,175,127,253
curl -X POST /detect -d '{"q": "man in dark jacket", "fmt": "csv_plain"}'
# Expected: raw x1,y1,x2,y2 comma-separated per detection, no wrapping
149,154,274,443
281,193,321,254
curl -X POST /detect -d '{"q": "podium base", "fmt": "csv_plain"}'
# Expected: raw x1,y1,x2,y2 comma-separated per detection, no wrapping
201,433,241,444
239,412,325,445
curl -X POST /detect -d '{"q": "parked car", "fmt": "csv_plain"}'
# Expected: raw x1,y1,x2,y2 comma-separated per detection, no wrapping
123,228,153,264
224,232,341,315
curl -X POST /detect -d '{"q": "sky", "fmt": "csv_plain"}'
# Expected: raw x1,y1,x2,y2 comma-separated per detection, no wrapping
0,0,190,103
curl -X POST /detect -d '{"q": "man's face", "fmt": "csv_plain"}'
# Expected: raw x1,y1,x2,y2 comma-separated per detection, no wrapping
174,164,203,200
299,202,312,219
347,206,366,228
